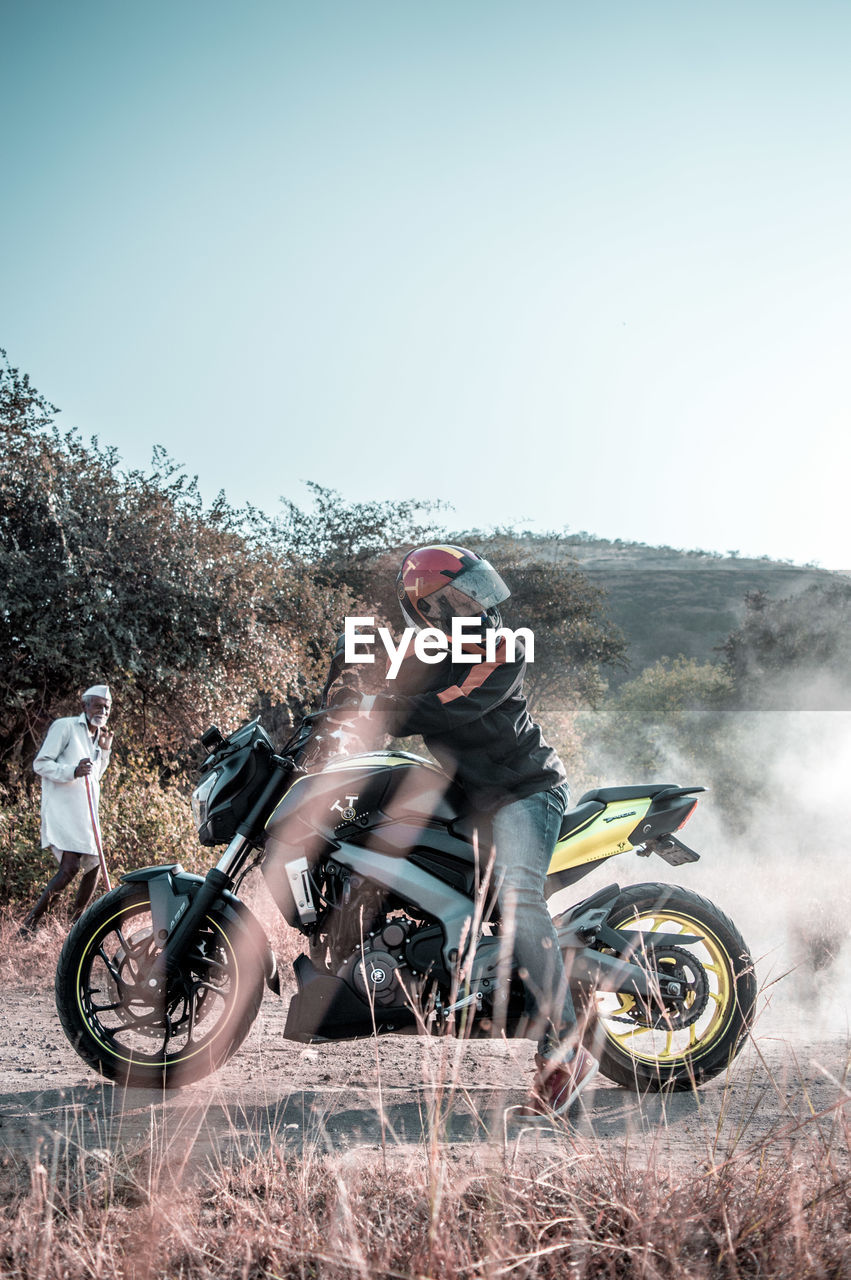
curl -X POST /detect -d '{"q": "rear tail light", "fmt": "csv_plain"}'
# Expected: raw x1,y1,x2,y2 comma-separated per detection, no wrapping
676,800,697,830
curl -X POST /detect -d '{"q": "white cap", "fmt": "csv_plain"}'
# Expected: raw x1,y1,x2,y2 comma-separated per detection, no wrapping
82,684,112,704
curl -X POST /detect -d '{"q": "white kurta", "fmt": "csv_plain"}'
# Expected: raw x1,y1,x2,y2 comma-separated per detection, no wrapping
33,714,111,856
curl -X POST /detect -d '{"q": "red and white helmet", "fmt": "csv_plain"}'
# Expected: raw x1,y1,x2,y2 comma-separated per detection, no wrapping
395,545,510,632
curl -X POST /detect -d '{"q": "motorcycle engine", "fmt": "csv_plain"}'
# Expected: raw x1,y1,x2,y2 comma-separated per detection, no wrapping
335,917,420,1011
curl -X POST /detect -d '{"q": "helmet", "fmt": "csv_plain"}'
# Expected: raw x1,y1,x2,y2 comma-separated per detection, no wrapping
395,545,510,632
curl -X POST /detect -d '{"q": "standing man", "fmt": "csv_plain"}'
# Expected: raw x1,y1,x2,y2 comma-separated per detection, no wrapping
21,684,114,932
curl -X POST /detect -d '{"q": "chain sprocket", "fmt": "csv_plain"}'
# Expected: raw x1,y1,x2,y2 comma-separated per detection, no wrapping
617,943,710,1031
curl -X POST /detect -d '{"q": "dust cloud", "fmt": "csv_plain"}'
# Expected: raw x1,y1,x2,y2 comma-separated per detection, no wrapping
557,700,851,1040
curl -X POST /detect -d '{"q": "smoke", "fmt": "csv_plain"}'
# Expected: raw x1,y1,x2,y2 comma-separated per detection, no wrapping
561,693,851,1040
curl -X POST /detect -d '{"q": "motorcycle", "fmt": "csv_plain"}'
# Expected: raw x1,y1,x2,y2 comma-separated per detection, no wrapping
56,648,756,1094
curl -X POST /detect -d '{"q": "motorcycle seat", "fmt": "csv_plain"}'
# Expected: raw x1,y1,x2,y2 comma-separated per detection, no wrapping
558,800,605,840
577,783,681,805
450,811,492,843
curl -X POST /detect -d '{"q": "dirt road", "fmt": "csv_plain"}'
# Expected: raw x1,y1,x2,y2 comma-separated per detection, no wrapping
2,982,849,1175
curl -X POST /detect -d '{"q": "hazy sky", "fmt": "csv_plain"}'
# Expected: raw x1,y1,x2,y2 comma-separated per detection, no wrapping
3,1,850,568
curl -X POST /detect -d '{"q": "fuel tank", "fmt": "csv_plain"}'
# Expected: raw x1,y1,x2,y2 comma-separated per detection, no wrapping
261,751,469,925
271,750,463,837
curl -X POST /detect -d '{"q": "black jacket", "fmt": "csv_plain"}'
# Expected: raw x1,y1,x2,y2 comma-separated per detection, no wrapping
377,636,566,811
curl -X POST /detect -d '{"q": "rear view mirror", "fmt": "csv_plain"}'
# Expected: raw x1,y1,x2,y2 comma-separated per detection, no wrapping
316,634,349,708
328,633,347,678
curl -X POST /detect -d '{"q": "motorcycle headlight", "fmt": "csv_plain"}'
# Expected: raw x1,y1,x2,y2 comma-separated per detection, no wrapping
191,772,219,831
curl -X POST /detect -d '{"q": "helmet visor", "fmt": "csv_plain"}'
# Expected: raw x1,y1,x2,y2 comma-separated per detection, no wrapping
418,559,510,624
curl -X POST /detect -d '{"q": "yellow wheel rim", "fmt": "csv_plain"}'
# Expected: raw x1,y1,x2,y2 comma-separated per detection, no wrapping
597,908,735,1067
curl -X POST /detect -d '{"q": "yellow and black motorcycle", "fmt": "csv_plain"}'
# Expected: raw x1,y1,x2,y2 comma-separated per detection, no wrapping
56,680,755,1093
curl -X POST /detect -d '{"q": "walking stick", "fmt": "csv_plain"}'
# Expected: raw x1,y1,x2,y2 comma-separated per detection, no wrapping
84,773,112,891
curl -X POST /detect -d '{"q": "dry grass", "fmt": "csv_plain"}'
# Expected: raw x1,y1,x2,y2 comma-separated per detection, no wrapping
0,909,70,987
3,1007,851,1280
3,905,851,1278
1,1120,850,1280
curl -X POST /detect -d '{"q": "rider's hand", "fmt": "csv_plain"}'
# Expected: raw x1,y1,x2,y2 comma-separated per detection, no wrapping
74,758,94,777
327,688,363,722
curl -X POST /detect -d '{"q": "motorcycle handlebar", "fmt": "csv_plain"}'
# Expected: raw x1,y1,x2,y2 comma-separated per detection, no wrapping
305,701,361,722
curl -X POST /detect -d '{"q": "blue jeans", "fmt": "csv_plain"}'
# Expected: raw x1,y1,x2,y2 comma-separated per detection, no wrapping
491,781,576,1059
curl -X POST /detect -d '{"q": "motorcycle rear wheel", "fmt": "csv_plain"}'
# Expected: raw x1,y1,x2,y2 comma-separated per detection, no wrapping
55,883,266,1088
586,883,756,1092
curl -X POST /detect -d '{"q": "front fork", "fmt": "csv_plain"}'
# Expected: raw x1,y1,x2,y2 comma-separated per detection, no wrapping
123,834,271,985
158,760,287,974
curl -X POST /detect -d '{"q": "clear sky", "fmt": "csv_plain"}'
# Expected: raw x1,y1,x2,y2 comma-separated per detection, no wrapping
3,1,850,568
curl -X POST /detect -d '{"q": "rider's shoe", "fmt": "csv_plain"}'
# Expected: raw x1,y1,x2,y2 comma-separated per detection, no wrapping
517,1047,599,1118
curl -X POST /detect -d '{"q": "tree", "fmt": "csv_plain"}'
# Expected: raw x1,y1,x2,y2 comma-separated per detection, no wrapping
273,481,447,604
0,353,629,786
0,354,353,773
721,582,851,708
579,656,734,779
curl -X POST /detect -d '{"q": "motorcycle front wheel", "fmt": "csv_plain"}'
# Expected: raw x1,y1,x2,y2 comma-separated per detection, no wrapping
55,883,266,1088
585,883,756,1092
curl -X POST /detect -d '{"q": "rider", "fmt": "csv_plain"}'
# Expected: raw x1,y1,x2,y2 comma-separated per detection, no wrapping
337,544,598,1117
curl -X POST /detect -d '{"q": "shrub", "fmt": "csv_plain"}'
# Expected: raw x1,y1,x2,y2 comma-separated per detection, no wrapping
0,753,202,907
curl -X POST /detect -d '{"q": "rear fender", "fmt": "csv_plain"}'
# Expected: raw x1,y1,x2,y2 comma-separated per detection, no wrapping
553,883,622,946
552,882,702,952
120,864,279,993
598,925,703,952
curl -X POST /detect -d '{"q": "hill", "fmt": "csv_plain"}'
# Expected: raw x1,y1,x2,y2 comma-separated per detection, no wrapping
498,533,840,681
